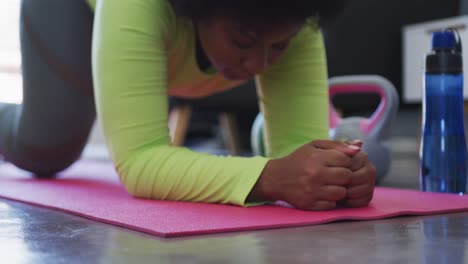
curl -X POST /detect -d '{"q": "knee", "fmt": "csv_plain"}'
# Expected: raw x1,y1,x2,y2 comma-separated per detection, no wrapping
29,155,78,178
8,139,87,178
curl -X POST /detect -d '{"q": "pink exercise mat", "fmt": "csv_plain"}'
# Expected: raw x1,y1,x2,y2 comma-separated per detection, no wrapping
1,160,468,237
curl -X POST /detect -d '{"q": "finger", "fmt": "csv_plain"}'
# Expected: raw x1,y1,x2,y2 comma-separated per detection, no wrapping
349,163,376,186
347,184,374,199
322,167,353,185
349,151,367,172
342,194,374,208
345,139,364,148
317,185,347,201
311,140,361,157
306,200,337,211
318,149,354,168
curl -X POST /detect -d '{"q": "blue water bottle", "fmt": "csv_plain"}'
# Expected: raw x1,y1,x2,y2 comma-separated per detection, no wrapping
419,29,467,194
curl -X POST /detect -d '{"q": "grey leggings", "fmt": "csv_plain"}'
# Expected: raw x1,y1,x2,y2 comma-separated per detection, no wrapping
0,0,95,176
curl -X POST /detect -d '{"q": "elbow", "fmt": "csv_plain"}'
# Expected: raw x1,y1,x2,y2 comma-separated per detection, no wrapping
113,152,168,200
111,153,150,199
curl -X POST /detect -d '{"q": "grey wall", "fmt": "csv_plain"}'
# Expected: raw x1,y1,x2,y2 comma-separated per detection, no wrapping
461,0,468,14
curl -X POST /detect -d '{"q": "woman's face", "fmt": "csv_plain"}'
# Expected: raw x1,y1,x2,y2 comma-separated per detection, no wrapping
196,17,303,81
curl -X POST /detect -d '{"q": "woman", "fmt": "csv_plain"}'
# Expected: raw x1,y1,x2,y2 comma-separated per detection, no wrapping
0,0,376,211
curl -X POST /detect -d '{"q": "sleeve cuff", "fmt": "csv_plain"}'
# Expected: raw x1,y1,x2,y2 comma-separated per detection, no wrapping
232,156,275,207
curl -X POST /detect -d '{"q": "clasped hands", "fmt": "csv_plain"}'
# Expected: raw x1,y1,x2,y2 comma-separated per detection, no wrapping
250,139,376,211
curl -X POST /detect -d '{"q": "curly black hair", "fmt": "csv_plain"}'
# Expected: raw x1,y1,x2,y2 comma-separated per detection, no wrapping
169,0,347,26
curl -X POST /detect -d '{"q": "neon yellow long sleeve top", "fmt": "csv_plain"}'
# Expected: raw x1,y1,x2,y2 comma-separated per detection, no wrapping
88,0,329,206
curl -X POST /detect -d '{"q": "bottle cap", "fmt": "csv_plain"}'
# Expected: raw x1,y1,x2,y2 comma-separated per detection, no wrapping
432,31,457,50
426,29,463,73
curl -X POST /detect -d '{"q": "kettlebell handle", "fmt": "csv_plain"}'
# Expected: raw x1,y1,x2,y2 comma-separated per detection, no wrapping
329,75,399,139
